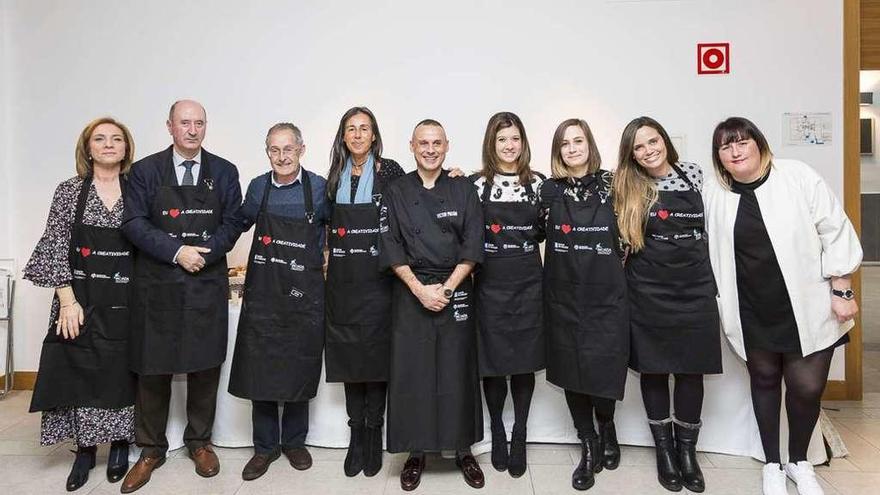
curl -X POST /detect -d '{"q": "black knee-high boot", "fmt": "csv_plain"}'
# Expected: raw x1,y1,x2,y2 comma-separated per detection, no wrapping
649,419,682,492
363,425,383,477
344,424,365,477
674,417,705,493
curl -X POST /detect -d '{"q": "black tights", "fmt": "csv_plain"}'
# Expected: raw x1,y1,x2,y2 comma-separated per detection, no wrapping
343,381,387,428
482,373,536,434
746,346,834,463
564,390,616,439
640,373,704,424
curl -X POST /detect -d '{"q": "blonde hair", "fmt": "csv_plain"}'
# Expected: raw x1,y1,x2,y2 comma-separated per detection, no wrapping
75,117,135,178
711,117,774,189
612,117,679,252
550,119,602,179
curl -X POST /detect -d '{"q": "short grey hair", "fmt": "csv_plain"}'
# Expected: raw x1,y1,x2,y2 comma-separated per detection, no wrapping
265,122,303,147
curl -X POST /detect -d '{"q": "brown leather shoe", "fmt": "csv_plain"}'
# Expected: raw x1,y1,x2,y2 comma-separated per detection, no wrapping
456,454,485,489
400,454,426,491
242,450,280,481
282,447,312,470
191,445,220,478
120,456,166,493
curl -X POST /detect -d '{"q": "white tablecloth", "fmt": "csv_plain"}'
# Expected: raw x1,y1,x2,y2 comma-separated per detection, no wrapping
158,305,825,462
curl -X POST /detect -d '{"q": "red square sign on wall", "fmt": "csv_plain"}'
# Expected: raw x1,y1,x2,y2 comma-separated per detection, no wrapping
697,43,730,74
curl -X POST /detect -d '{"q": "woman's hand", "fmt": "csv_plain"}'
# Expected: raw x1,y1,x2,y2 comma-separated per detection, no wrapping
831,296,859,323
57,301,85,339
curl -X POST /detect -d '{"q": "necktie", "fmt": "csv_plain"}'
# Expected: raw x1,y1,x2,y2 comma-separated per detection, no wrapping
182,160,195,186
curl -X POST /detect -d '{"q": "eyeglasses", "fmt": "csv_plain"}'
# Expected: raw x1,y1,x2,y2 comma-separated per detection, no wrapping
267,146,300,158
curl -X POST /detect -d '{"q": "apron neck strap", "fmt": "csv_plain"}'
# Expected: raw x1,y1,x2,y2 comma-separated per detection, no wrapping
668,162,696,191
73,176,93,227
260,169,316,223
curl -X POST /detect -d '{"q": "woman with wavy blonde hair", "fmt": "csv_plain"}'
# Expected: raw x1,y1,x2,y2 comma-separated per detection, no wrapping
613,116,721,493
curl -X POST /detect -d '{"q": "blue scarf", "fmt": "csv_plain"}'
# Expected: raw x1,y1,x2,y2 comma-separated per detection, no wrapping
336,153,375,204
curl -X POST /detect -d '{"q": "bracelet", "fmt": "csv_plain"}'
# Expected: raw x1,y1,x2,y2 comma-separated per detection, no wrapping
60,301,79,309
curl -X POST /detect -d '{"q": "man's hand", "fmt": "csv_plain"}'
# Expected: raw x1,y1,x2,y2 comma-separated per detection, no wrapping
415,283,450,312
178,246,211,273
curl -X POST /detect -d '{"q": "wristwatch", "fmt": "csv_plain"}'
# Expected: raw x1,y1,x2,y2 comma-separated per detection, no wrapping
442,285,454,298
831,288,855,300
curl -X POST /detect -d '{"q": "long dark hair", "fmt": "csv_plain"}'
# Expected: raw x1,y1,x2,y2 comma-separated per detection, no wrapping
327,106,384,198
480,112,533,186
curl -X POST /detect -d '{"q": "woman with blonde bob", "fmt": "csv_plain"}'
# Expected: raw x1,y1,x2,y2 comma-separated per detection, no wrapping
541,118,629,491
25,117,137,491
471,111,546,478
614,116,721,493
703,117,861,495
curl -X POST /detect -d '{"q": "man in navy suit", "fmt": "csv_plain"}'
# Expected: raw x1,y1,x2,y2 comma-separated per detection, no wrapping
120,99,242,493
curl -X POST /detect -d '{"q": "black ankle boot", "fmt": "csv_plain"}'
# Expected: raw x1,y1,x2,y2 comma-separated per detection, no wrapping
490,422,509,472
597,420,620,470
571,437,598,491
344,425,366,477
66,446,96,492
362,425,383,477
649,419,682,492
107,440,129,483
674,418,705,493
508,426,527,478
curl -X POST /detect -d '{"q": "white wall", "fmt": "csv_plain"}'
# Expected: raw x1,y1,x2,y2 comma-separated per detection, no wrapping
3,0,847,376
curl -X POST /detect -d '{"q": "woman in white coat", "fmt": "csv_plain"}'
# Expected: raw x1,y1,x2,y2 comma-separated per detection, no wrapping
703,117,861,495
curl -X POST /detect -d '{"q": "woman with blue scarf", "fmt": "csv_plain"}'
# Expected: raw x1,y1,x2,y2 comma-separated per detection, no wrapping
325,107,405,478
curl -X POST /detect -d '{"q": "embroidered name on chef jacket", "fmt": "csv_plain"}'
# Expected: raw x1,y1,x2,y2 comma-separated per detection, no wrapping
436,210,458,219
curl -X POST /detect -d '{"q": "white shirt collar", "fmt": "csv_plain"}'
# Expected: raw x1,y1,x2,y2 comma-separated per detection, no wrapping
272,167,303,188
172,148,202,167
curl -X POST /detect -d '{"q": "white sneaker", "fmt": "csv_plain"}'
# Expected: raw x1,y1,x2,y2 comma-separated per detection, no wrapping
784,461,824,495
762,463,788,495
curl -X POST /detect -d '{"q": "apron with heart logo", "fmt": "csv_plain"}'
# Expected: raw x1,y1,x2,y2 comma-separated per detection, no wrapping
129,159,227,375
543,176,629,400
228,171,325,401
626,163,722,374
31,175,137,411
474,178,545,377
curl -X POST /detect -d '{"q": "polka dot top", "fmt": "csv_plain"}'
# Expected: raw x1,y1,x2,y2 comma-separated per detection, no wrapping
471,170,546,203
654,162,703,192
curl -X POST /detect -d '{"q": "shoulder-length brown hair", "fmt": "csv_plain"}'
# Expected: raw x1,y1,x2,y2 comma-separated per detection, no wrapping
613,116,679,252
327,106,384,199
550,118,602,179
711,116,774,189
75,117,135,178
480,111,533,186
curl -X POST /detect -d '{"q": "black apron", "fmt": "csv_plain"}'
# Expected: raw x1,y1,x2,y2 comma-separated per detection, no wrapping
228,172,325,402
543,177,629,400
386,270,483,452
626,163,722,374
325,182,392,383
129,160,228,375
474,180,545,377
31,176,136,412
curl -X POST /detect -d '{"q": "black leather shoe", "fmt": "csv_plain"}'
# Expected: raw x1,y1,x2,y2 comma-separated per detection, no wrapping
400,454,425,491
490,423,508,472
242,450,280,481
674,419,705,493
507,427,527,478
649,420,683,492
456,454,485,489
572,437,598,491
362,426,383,477
598,420,620,470
66,446,96,492
344,425,365,477
107,440,129,483
283,447,312,471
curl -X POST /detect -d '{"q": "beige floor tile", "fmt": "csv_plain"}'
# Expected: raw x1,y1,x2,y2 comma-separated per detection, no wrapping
835,417,880,450
237,459,387,495
703,452,764,470
819,471,880,495
0,439,63,456
815,457,862,472
382,456,532,495
212,445,255,460
531,464,671,495
0,413,42,441
826,407,870,419
0,454,104,495
308,445,348,461
832,422,880,472
88,457,246,495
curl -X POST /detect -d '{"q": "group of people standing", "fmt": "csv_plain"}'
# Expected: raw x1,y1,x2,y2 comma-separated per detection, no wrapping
24,99,861,495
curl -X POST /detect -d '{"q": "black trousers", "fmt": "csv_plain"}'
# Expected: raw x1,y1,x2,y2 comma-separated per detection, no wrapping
135,366,221,458
252,400,309,455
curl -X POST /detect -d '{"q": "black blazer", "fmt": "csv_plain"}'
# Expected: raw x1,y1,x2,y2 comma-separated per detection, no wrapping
122,145,242,266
